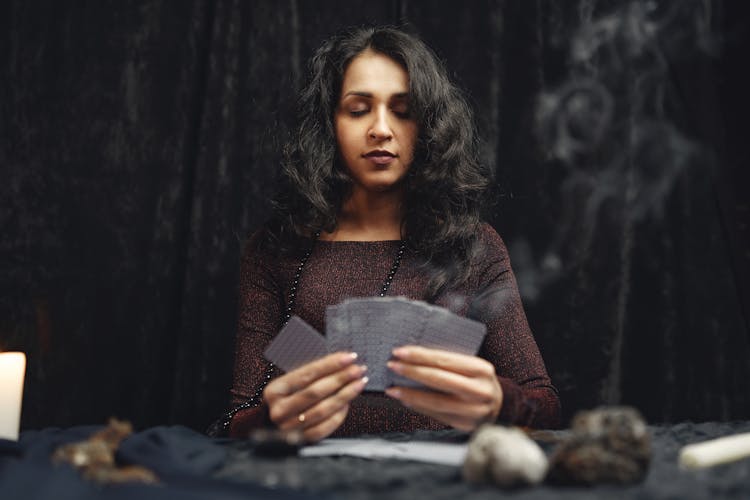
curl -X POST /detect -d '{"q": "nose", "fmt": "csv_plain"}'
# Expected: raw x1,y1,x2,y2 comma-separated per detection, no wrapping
368,106,393,141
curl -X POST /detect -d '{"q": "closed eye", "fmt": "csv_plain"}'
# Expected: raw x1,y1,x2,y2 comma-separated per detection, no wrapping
390,98,410,119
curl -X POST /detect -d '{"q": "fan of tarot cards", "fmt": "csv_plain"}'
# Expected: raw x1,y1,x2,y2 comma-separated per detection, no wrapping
264,296,487,391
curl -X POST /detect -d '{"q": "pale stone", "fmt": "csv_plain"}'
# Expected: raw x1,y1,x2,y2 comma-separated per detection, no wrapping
463,424,549,487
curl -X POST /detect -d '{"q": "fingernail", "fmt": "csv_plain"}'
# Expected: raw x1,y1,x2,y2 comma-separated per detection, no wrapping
358,376,369,389
392,347,408,358
385,387,401,399
342,352,358,365
359,364,368,374
387,361,402,374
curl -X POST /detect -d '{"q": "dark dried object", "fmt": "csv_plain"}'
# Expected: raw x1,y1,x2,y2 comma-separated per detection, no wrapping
52,418,158,484
250,428,305,457
82,464,158,484
548,406,651,484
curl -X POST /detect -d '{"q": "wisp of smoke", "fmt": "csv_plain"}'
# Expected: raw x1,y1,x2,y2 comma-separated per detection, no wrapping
516,0,714,302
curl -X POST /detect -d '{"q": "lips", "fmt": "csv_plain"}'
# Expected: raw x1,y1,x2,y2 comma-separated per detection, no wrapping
363,150,397,165
364,149,396,158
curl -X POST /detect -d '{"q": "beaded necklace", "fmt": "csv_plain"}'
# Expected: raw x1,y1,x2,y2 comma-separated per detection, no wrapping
209,236,407,436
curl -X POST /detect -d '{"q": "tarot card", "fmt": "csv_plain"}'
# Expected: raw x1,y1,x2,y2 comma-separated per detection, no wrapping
341,298,393,390
263,315,327,373
388,301,487,390
320,297,487,391
420,304,487,354
385,298,431,388
324,303,351,353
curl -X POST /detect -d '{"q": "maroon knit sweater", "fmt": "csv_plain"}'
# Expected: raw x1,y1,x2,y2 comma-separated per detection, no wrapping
228,223,560,437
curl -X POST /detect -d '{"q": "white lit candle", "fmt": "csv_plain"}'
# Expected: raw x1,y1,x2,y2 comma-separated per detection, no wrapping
679,432,750,469
0,352,26,441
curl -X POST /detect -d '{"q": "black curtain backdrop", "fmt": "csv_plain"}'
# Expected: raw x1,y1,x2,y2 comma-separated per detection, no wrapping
2,0,748,432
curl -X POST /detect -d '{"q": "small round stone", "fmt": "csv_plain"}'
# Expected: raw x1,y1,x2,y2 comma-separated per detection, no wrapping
463,425,548,487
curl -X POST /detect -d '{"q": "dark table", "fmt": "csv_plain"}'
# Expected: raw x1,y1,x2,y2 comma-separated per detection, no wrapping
2,421,749,499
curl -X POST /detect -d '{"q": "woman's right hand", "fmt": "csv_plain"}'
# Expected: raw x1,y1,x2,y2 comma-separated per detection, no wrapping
263,352,367,442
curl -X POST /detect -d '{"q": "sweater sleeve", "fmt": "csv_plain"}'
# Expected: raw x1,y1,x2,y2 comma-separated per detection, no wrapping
472,224,561,429
226,231,283,437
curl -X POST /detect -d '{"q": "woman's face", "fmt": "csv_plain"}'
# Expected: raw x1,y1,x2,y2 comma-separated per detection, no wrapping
334,49,418,196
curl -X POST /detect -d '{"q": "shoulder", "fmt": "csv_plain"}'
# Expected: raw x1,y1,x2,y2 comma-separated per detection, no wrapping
464,222,513,290
240,222,314,272
474,222,509,261
239,225,298,289
239,229,270,282
240,223,287,270
241,225,272,259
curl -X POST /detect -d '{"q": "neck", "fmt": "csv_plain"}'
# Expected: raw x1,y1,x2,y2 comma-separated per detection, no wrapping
322,187,404,241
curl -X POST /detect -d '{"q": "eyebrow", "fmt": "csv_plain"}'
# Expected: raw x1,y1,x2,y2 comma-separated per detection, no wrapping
342,91,409,99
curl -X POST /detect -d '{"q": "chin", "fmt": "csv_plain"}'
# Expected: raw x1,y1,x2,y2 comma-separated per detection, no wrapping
365,176,407,193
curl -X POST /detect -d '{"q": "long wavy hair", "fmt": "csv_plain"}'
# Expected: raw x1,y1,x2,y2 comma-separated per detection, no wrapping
269,26,491,299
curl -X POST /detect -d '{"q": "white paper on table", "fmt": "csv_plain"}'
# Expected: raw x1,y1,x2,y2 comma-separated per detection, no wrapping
299,438,468,466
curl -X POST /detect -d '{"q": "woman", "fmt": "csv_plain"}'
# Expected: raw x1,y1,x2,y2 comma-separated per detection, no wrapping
217,26,560,441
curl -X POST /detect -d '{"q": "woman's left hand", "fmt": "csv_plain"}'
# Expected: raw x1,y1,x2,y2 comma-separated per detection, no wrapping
384,346,503,432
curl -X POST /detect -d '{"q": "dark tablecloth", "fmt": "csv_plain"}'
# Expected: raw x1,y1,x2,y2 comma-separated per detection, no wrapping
2,421,749,499
0,425,322,500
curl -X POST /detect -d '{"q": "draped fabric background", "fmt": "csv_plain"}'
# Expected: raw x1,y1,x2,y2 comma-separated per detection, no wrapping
2,0,748,431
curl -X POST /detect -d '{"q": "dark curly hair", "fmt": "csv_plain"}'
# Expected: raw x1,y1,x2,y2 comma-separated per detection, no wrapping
269,26,492,298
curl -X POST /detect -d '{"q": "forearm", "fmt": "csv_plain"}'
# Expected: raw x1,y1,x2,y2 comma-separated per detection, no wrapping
228,403,272,437
472,227,561,429
497,376,561,429
221,230,285,436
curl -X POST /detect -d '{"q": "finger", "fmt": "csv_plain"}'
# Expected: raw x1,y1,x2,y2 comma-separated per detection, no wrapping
389,389,478,432
302,404,350,443
392,346,496,378
387,360,496,402
265,351,359,400
276,374,368,430
271,363,367,423
385,386,491,427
